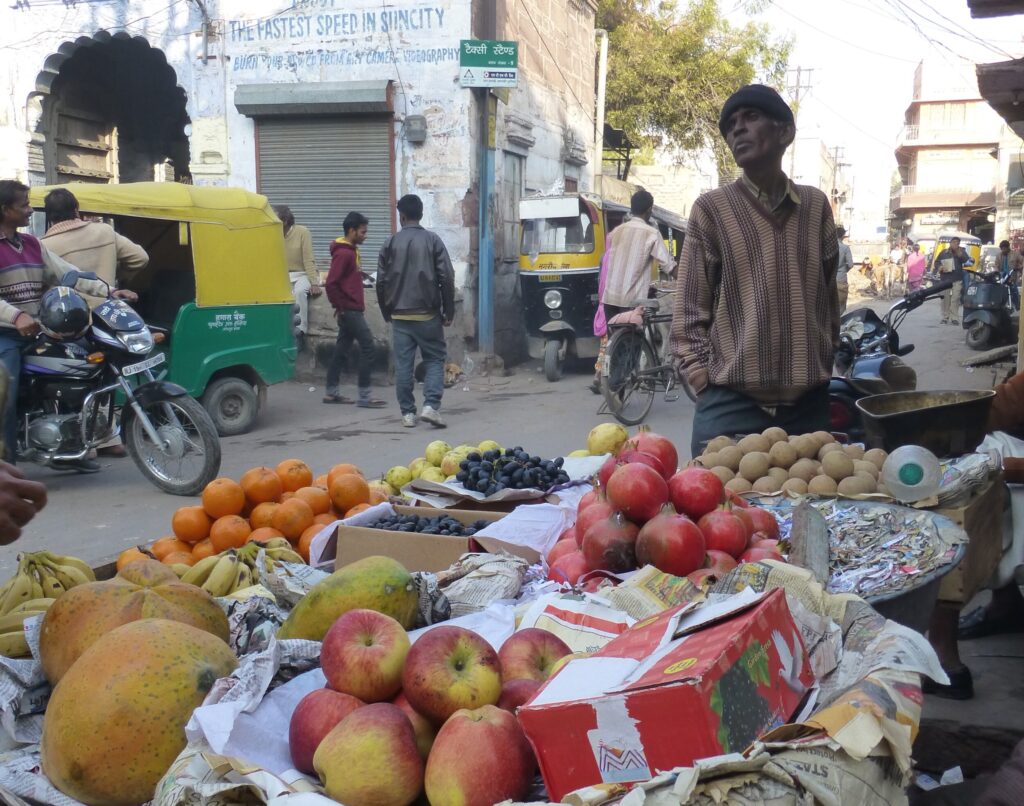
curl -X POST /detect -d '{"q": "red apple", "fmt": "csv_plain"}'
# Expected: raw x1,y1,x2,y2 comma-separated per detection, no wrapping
546,539,577,567
313,703,424,806
424,705,535,806
606,463,669,524
547,550,591,585
392,691,437,760
321,608,410,702
705,549,738,574
497,678,542,713
747,507,780,539
668,467,724,520
635,508,706,577
289,688,365,774
739,547,786,563
402,626,502,724
697,509,749,559
498,628,572,682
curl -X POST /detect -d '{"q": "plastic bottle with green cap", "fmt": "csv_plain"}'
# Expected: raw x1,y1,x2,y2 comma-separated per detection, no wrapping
880,445,941,503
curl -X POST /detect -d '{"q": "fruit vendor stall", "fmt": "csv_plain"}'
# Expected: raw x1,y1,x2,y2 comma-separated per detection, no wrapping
0,422,997,806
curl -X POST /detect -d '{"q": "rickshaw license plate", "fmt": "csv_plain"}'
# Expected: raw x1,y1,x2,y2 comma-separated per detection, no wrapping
538,273,562,282
122,352,166,376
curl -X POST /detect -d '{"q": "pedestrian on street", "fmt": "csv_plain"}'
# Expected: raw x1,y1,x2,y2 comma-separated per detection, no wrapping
274,205,322,351
836,226,853,313
670,85,840,458
861,256,878,295
323,212,386,408
376,194,455,429
997,239,1022,311
905,242,926,292
0,180,133,468
41,188,149,458
935,236,974,325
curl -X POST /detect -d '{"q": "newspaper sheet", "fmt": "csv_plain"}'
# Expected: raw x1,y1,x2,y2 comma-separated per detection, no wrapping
518,592,635,653
435,553,529,618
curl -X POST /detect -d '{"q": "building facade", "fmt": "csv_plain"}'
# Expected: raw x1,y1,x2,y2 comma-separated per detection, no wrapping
0,0,597,362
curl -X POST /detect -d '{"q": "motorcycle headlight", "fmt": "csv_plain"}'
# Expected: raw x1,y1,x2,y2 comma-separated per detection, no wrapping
117,329,155,354
544,290,563,310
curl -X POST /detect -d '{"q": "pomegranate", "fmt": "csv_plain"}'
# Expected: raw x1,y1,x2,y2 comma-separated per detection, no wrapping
577,489,603,515
705,549,739,574
751,538,782,553
732,507,755,541
746,507,780,539
668,467,724,520
631,431,679,478
698,510,750,559
558,526,578,546
687,568,719,587
606,463,669,524
547,539,578,567
598,450,665,488
582,512,640,572
739,547,785,563
635,508,705,577
547,551,591,585
575,498,615,540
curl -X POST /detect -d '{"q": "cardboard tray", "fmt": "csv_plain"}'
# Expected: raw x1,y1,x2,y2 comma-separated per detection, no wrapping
934,477,1005,604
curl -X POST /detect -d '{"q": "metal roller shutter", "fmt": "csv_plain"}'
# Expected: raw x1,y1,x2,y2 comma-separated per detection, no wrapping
256,117,393,268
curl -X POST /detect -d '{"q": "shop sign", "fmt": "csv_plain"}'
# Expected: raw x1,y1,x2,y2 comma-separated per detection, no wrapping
460,40,518,88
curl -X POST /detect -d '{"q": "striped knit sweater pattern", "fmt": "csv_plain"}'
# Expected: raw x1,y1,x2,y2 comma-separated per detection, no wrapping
670,180,840,406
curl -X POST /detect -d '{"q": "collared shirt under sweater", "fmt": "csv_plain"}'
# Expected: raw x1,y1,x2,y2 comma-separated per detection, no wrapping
670,179,840,406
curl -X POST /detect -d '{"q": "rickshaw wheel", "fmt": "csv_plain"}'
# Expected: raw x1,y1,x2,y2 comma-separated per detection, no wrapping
543,339,564,382
202,377,260,436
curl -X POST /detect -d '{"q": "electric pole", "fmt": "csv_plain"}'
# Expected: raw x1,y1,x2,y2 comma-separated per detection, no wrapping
786,67,813,178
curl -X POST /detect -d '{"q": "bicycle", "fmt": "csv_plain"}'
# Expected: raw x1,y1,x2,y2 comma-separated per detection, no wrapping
599,290,695,425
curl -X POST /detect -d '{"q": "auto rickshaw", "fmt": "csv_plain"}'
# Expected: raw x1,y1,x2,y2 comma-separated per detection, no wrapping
30,182,296,436
929,230,982,277
518,192,685,381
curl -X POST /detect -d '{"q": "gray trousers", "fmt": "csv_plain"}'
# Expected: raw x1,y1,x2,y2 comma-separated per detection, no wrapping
392,317,446,415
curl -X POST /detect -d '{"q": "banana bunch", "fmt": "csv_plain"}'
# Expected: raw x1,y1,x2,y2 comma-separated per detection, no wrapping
0,550,89,658
180,538,304,597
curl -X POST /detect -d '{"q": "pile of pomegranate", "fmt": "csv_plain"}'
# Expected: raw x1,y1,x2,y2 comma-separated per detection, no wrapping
547,431,785,587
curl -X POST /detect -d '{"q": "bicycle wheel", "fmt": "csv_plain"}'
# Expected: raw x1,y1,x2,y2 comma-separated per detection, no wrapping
601,328,657,425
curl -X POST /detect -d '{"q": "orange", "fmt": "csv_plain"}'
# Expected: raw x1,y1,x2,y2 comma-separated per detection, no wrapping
191,539,216,561
329,473,370,515
162,550,196,567
345,503,372,518
171,506,212,544
280,491,295,502
249,501,280,529
313,512,337,526
151,535,194,560
209,515,252,552
297,524,323,563
276,459,313,493
328,463,364,486
116,547,153,573
247,526,285,544
271,498,315,542
314,473,329,489
294,486,331,515
201,477,246,519
240,466,284,505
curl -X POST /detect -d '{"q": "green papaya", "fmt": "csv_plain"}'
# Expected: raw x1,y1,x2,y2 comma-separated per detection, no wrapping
277,555,417,640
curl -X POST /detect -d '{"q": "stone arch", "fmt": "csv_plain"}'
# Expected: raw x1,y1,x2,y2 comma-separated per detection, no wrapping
28,30,191,184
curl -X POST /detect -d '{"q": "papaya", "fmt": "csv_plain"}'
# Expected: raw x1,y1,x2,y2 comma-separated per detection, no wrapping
41,618,237,805
40,558,229,685
277,555,417,640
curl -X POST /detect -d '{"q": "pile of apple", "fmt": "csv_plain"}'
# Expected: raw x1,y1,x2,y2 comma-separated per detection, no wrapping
547,430,785,588
290,608,573,806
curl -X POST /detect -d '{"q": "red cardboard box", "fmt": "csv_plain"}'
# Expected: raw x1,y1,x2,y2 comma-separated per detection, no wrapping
517,588,813,800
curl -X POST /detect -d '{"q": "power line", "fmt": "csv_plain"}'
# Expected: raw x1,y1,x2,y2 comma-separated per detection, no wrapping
896,0,1017,60
519,0,594,125
772,2,920,64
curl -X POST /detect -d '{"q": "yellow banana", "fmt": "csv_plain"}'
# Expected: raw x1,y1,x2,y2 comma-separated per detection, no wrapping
27,565,45,600
260,537,293,551
266,547,305,565
37,551,95,582
180,554,221,587
170,563,191,578
10,598,55,615
230,562,253,594
0,630,30,658
1,558,36,615
0,576,16,606
202,553,239,597
34,556,89,590
0,610,35,634
30,561,66,599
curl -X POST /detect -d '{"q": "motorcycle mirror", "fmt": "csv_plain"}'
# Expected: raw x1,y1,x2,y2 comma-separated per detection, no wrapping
59,269,102,287
897,344,914,356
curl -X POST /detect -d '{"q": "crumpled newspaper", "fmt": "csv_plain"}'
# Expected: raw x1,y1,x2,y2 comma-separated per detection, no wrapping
436,552,529,618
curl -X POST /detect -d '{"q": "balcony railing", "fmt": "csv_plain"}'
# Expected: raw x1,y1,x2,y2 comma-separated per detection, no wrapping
891,184,997,207
897,124,1000,147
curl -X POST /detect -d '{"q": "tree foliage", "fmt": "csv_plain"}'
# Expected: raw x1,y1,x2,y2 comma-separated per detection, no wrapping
597,0,791,177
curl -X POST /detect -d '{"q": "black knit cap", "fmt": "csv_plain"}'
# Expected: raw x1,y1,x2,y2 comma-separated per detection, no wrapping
718,84,795,137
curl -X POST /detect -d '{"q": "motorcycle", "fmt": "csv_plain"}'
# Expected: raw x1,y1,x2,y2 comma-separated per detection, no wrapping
829,277,954,440
16,272,221,495
963,269,1016,351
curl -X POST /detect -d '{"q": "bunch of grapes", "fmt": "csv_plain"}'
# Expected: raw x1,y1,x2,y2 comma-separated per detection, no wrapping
455,447,571,496
366,514,493,536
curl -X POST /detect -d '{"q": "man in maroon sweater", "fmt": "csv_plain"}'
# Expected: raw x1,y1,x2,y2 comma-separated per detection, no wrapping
323,212,385,407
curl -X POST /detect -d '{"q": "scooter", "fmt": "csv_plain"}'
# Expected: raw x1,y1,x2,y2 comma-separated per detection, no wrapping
963,270,1016,351
829,277,954,440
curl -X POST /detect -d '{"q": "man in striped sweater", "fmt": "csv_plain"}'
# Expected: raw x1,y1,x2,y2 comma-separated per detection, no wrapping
670,85,840,457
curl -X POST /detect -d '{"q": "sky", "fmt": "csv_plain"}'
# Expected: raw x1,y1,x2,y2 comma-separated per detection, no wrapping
725,0,1024,237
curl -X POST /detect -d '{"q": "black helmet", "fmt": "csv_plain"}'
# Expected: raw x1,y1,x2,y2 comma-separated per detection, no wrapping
39,286,91,339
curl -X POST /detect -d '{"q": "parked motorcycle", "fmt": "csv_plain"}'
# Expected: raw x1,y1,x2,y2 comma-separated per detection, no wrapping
829,277,954,440
16,272,221,495
963,270,1016,351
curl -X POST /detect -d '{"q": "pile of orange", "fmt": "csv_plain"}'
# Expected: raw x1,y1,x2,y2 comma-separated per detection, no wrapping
119,459,391,571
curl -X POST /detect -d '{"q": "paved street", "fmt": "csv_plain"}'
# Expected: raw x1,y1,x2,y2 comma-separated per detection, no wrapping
7,286,1015,576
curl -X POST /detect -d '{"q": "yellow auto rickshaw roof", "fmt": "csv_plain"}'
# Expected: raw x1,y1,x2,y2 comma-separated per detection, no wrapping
29,182,279,230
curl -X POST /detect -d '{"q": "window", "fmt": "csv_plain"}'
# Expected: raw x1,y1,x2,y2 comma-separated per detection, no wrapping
521,205,596,256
